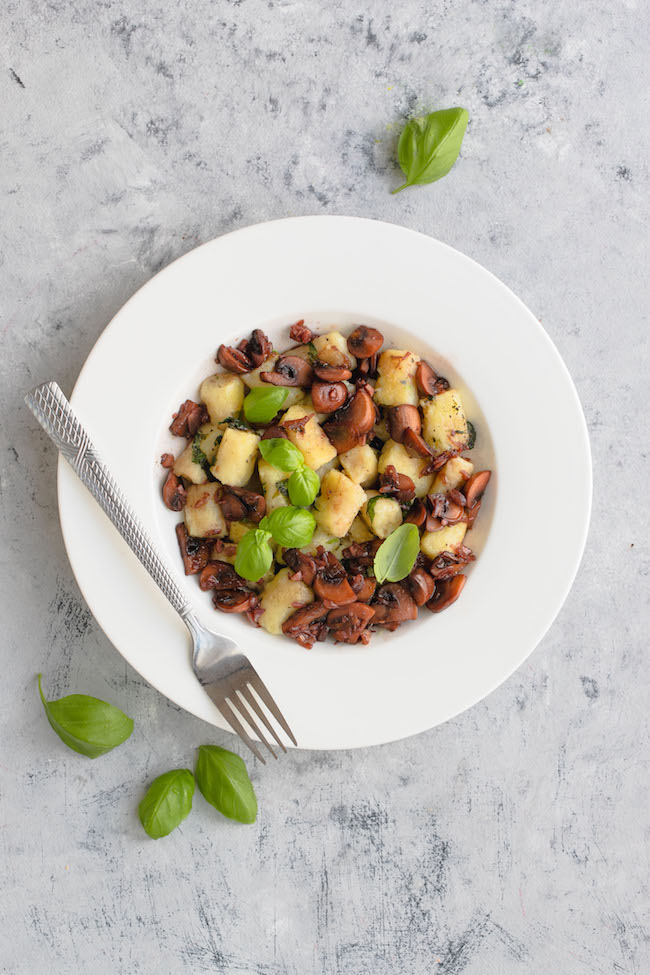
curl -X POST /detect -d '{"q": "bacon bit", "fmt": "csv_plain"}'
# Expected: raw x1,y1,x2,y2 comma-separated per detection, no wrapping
282,412,315,434
160,453,175,468
379,465,416,503
246,604,265,626
175,523,211,575
282,601,330,648
327,603,375,644
170,400,207,438
421,450,461,475
193,491,211,509
162,472,186,511
289,320,314,344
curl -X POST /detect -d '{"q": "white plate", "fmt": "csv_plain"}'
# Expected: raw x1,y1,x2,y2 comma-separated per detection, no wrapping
58,216,591,750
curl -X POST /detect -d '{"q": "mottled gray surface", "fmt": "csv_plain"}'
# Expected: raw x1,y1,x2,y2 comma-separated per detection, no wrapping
1,1,649,972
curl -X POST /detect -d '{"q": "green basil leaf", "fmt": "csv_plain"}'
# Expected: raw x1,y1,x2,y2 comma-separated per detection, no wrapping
373,524,420,584
37,674,133,758
243,387,288,424
288,466,319,507
265,506,316,548
259,438,304,472
191,433,208,468
222,416,251,431
138,769,195,839
195,745,257,824
467,420,476,450
393,108,469,194
234,528,273,582
365,495,382,523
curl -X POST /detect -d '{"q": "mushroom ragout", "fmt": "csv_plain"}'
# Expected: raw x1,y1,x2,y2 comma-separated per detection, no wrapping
162,323,492,648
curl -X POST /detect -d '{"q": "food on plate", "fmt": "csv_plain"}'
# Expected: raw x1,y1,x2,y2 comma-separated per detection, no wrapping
161,322,492,647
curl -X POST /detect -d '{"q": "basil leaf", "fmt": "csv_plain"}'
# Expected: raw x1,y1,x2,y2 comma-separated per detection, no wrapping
243,387,288,424
288,466,319,507
393,108,469,194
195,745,257,824
191,433,208,468
138,769,195,839
259,438,304,472
222,416,251,431
467,420,476,450
266,506,316,548
37,674,133,758
234,528,273,581
365,495,382,522
373,524,420,584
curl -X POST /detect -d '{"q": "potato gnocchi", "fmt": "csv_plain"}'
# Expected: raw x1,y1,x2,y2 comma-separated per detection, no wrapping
162,321,492,647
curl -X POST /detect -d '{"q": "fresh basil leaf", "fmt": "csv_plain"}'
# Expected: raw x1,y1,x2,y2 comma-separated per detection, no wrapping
467,420,476,450
138,769,195,839
37,674,133,758
393,108,469,194
259,438,304,472
288,466,319,507
195,745,257,824
243,387,288,424
234,528,273,582
373,524,420,584
266,506,316,548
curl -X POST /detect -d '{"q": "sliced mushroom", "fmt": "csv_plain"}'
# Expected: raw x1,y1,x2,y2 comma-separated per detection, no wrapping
175,523,211,575
347,326,383,358
216,345,253,374
260,355,313,387
282,412,315,434
282,601,330,648
404,498,426,527
322,387,376,453
341,538,382,573
415,360,450,397
464,470,492,508
427,493,465,526
465,499,482,528
379,465,416,503
199,560,246,591
261,424,289,440
313,552,357,608
428,546,475,581
169,399,207,437
283,547,326,586
426,574,467,613
327,603,375,645
406,567,436,606
349,574,377,603
160,453,175,469
371,583,418,629
219,486,266,524
162,472,186,511
289,320,314,344
421,449,459,475
213,589,259,613
355,353,379,380
313,360,353,382
246,329,273,368
311,380,348,414
386,405,422,443
403,429,435,459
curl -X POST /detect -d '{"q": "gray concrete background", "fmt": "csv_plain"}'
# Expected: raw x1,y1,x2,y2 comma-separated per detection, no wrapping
1,1,648,972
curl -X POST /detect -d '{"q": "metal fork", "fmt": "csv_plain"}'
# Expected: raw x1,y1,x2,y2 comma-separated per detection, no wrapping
25,381,297,763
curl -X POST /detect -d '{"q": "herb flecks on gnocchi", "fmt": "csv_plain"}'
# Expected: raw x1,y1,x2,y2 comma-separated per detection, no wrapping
162,323,492,647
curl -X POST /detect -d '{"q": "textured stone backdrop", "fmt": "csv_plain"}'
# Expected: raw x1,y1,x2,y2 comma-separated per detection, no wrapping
1,1,648,973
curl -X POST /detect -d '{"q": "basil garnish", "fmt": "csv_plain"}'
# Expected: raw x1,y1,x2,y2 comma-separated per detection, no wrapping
259,438,304,472
263,506,316,548
222,416,251,431
288,465,319,507
195,745,257,824
243,387,288,424
37,674,133,758
365,495,382,522
138,769,195,839
467,420,476,449
373,524,420,584
234,528,273,581
393,108,469,194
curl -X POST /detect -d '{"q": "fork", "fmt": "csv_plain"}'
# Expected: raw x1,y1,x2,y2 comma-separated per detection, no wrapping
25,381,297,763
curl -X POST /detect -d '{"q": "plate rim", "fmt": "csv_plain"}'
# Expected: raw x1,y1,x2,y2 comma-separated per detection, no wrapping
57,215,593,749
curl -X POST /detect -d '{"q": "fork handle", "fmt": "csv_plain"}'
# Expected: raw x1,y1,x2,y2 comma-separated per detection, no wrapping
25,381,193,620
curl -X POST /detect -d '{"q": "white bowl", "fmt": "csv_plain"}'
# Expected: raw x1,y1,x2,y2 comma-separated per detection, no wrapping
58,216,591,749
